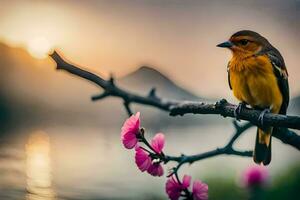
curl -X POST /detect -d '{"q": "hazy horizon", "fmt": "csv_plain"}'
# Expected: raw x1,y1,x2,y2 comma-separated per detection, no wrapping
1,0,300,100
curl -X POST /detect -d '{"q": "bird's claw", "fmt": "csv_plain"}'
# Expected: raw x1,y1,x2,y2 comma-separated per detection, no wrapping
234,102,246,121
215,99,227,108
258,108,271,127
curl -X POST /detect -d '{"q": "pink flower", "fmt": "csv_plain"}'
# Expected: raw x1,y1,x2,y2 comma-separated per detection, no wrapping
242,165,269,187
192,180,208,200
151,133,165,154
121,112,140,149
166,175,191,200
147,163,164,177
135,146,151,172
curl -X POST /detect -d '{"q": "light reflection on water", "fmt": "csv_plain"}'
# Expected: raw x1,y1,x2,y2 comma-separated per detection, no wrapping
25,131,56,200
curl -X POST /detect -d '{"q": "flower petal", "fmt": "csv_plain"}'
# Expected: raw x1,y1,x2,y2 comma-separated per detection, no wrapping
122,133,138,149
121,112,141,149
121,112,140,137
166,176,181,200
182,175,191,189
147,163,164,177
192,180,208,200
151,133,165,153
135,147,151,172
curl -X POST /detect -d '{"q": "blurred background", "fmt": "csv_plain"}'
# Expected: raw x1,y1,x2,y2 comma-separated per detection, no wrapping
0,0,299,199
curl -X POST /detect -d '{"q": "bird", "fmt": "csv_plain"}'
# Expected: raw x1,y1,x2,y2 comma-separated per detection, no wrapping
217,30,289,165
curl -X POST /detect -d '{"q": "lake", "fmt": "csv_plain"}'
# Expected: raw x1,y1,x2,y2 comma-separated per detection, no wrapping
0,120,299,200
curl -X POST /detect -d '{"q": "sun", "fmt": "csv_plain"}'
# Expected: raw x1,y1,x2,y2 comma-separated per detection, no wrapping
27,37,53,59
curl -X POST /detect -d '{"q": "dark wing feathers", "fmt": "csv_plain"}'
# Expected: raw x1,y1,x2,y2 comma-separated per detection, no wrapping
227,62,232,90
266,48,290,114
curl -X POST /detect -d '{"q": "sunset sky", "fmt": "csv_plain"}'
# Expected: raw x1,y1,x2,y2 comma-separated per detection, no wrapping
1,0,300,99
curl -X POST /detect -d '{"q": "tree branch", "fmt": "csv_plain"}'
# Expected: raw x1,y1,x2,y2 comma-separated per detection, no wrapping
169,99,300,130
50,51,179,111
273,128,300,150
163,122,253,167
49,50,300,150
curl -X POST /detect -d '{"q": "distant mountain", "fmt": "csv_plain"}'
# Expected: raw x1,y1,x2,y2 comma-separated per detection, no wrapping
119,66,204,101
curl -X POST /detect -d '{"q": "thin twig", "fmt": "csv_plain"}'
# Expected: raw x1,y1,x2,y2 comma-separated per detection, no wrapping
163,122,253,170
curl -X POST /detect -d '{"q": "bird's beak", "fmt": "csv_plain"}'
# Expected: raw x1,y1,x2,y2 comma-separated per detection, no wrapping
216,41,234,48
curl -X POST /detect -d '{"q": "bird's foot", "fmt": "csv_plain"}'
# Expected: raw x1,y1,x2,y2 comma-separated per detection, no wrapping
258,108,271,127
234,102,246,121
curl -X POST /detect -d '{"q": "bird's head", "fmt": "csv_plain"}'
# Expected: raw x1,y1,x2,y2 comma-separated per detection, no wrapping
217,30,270,56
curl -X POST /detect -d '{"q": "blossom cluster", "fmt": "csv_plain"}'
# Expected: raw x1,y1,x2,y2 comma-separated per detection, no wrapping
120,112,209,200
166,175,208,200
121,112,165,177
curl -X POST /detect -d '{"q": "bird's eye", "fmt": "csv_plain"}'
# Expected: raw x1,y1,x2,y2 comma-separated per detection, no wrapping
239,39,249,45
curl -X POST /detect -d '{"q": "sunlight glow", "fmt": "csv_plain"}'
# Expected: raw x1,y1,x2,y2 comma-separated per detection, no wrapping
26,131,56,200
27,37,53,59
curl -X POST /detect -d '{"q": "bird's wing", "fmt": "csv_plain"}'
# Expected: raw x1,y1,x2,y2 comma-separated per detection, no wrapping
227,62,232,90
266,49,290,114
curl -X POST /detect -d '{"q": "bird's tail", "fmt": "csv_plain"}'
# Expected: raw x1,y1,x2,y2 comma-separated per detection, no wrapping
253,127,272,165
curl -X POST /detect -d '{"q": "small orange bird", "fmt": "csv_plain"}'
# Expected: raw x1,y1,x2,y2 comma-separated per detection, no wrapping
217,30,289,165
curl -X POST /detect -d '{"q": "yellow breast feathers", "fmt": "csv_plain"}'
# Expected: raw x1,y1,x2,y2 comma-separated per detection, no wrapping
229,54,283,114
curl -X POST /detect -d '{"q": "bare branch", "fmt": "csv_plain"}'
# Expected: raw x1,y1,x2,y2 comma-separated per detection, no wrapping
273,128,300,150
163,122,253,168
50,51,179,112
91,92,110,101
170,99,300,130
123,101,133,116
148,87,158,99
49,50,300,150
